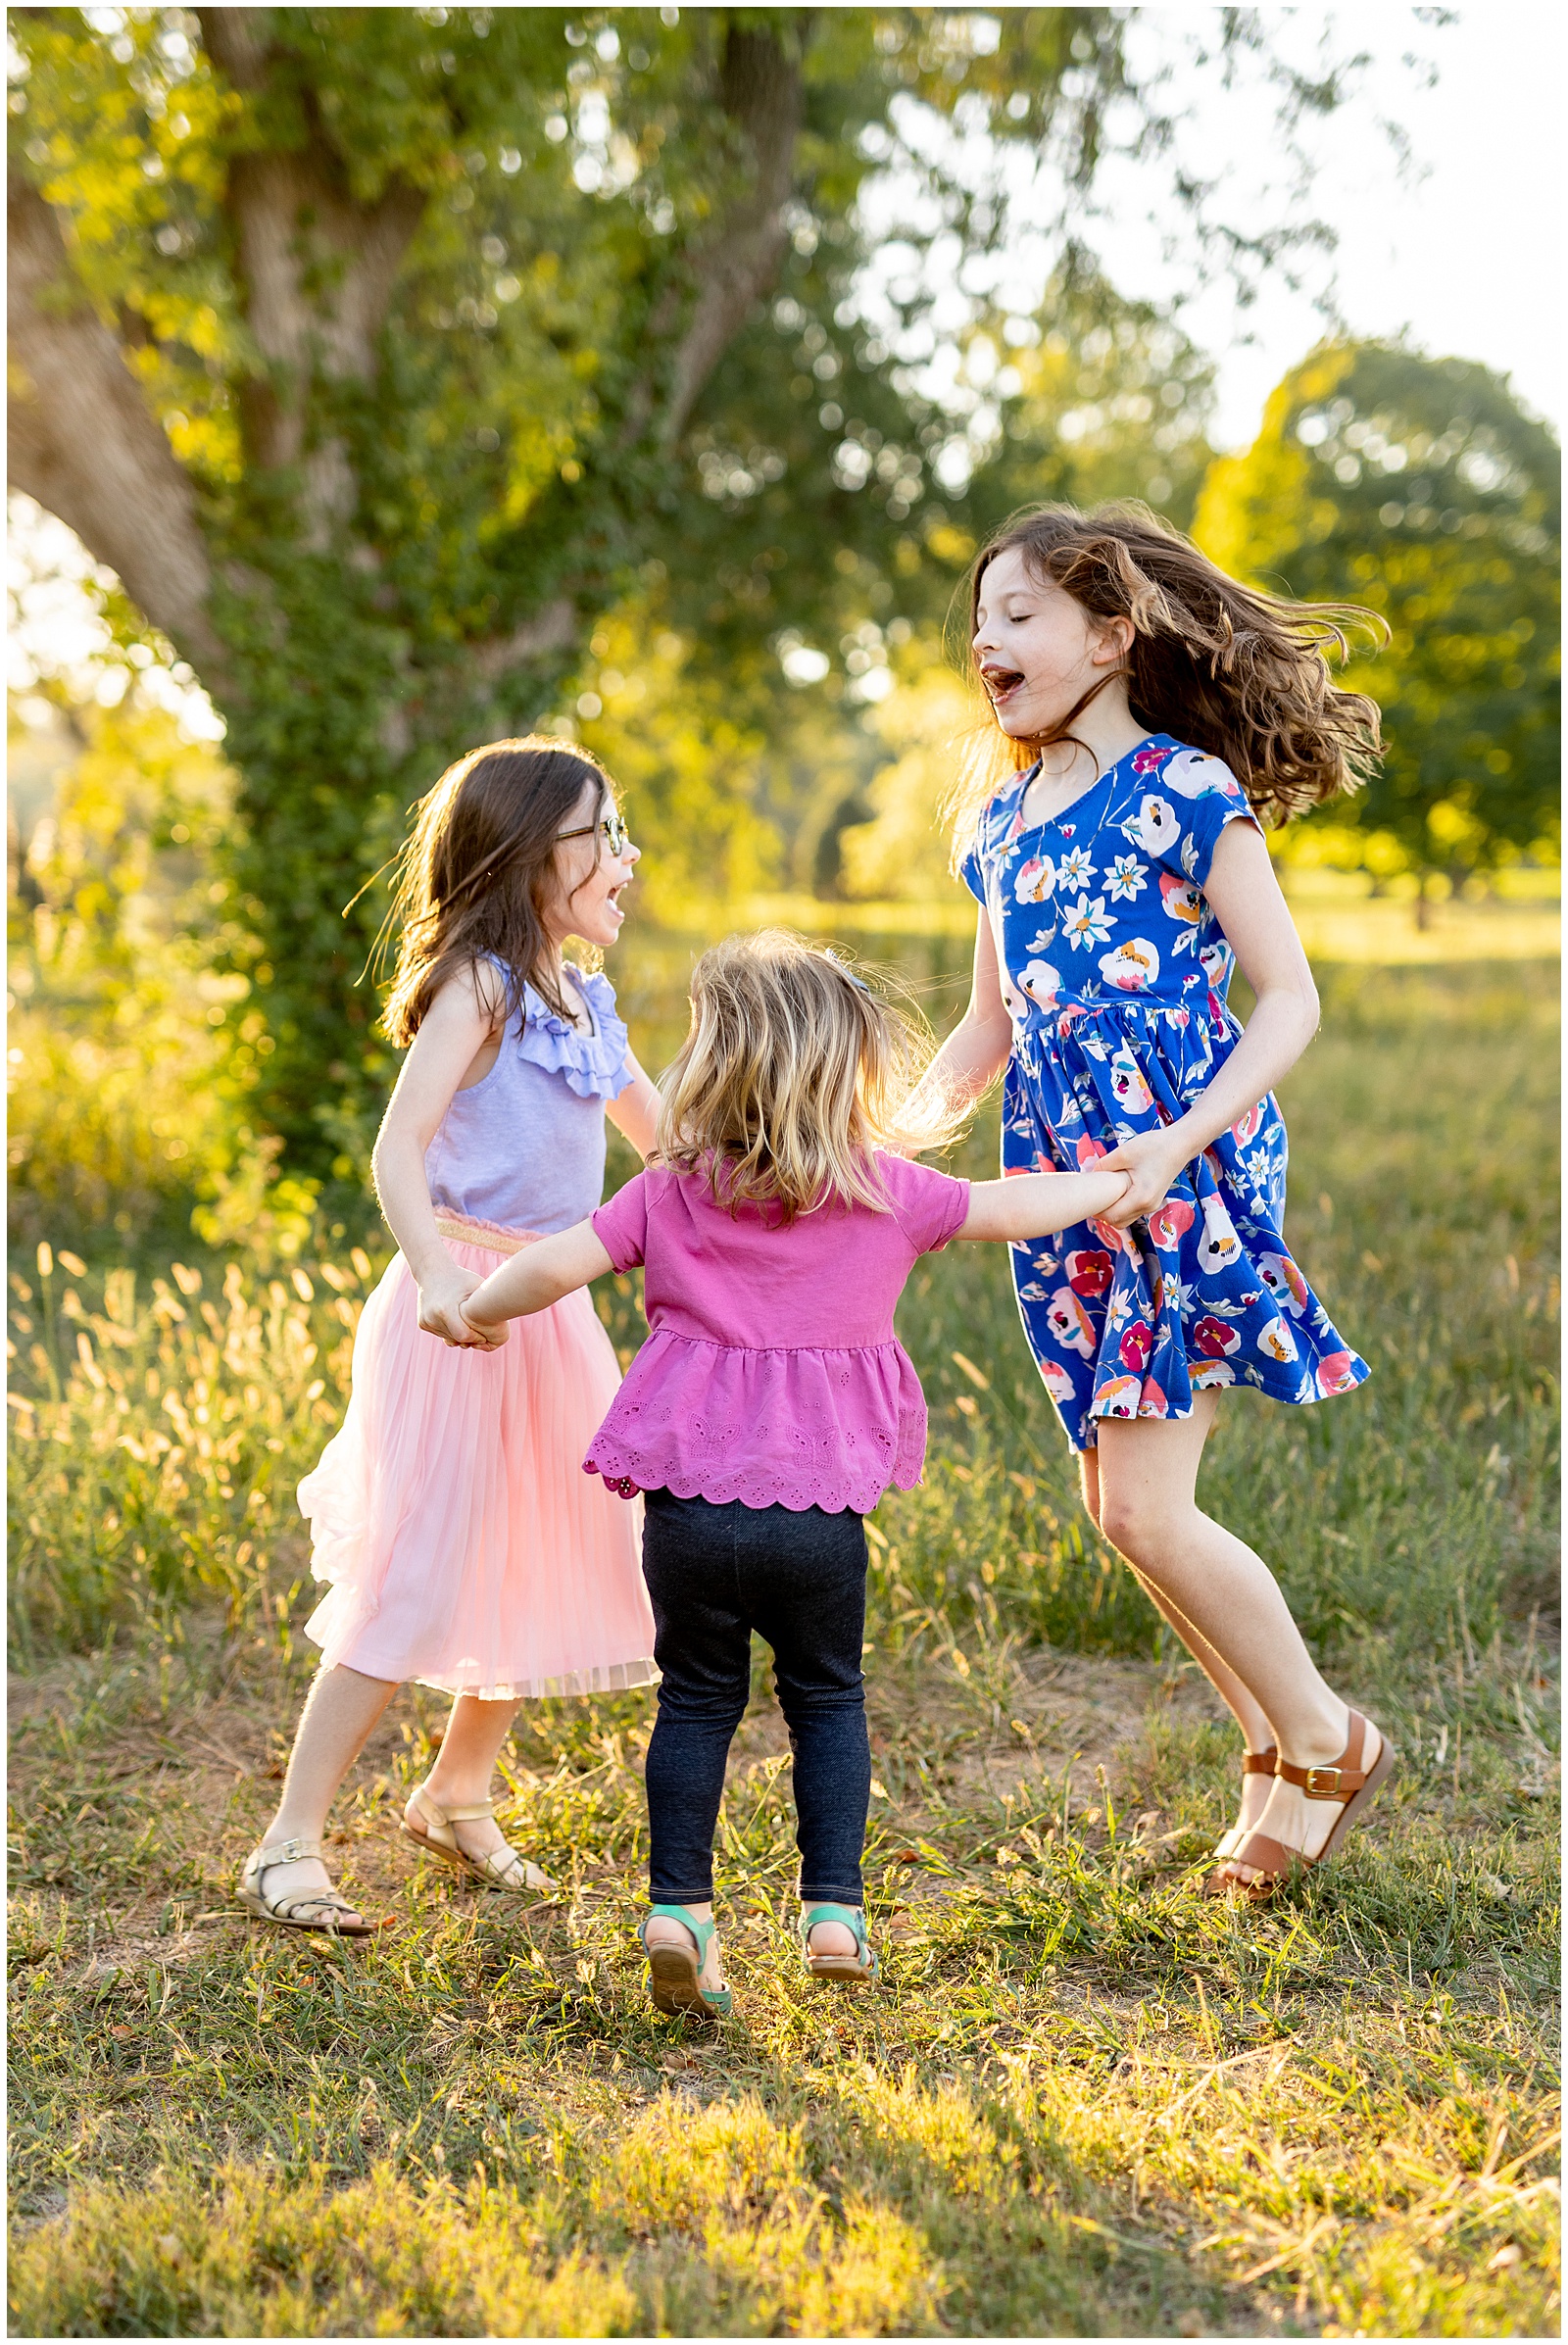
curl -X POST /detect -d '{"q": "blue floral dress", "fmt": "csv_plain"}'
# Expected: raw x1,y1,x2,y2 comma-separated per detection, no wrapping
960,732,1369,1451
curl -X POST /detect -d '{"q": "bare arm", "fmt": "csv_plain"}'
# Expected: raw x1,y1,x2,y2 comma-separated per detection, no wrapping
958,1165,1131,1244
1101,818,1320,1228
902,907,1013,1145
369,964,504,1344
605,1049,661,1160
461,1221,614,1346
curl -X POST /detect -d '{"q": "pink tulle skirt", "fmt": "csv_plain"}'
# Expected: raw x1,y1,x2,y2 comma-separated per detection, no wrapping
298,1217,657,1700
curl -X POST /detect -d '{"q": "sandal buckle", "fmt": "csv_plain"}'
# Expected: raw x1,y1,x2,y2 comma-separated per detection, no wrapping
263,1834,319,1865
1302,1765,1343,1796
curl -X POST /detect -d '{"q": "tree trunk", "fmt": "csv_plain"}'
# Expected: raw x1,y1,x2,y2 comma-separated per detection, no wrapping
662,21,808,447
9,10,818,1175
7,174,224,678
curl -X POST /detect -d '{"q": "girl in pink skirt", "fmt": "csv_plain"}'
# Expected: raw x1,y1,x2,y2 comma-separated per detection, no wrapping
239,738,660,1934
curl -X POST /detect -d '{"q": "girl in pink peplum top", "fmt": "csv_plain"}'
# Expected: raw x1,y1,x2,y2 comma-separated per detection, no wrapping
461,930,1130,2016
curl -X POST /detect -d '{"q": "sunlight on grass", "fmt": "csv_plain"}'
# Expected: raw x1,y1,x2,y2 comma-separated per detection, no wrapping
7,959,1560,2337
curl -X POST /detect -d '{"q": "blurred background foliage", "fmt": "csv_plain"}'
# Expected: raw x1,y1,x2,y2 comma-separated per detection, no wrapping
16,1,1220,1168
6,6,1559,1256
1196,342,1560,905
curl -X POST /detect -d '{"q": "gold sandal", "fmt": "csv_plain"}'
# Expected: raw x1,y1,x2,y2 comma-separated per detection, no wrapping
399,1783,556,1893
238,1834,378,1935
1204,1711,1396,1901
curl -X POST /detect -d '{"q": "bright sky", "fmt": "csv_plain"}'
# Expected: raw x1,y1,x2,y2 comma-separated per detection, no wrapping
1089,3,1564,448
857,4,1561,456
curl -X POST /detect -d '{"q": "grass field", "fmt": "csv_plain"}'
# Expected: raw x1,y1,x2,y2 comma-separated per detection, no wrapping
7,956,1560,2338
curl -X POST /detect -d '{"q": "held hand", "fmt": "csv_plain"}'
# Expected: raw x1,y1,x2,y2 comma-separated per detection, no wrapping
1096,1127,1194,1230
416,1265,494,1348
458,1299,509,1351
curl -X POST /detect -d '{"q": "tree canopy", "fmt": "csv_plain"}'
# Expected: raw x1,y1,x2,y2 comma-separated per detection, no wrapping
1195,342,1560,890
10,5,1410,1168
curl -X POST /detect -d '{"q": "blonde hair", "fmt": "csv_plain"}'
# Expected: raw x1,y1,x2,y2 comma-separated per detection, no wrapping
947,499,1386,866
655,931,961,1222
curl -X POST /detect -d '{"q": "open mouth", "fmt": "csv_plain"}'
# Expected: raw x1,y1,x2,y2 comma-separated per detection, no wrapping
980,663,1025,706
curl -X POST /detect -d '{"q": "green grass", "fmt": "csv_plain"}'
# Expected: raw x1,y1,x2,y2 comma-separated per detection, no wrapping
7,958,1560,2337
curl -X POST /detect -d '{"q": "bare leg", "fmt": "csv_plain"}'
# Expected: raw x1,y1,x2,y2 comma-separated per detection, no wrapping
258,1663,399,1925
1092,1399,1380,1880
1080,1418,1274,1854
414,1694,528,1865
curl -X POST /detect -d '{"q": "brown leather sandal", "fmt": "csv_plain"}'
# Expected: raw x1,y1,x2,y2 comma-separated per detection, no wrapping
1210,1745,1278,1864
1203,1712,1396,1901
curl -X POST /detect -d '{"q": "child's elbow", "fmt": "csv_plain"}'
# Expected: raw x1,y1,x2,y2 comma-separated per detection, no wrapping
369,1115,418,1196
1297,978,1321,1043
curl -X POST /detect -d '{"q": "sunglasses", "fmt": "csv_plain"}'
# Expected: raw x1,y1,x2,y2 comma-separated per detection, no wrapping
556,806,630,858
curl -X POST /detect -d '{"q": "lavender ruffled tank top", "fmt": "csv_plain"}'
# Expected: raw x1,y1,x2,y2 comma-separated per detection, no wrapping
423,963,633,1237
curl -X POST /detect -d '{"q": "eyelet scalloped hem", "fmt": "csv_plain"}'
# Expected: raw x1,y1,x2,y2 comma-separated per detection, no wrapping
585,1459,917,1516
581,1327,930,1520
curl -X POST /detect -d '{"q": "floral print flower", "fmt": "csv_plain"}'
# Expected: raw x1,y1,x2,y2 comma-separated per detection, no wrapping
1105,854,1148,902
1065,1246,1113,1297
1159,872,1203,925
1056,845,1097,890
1124,795,1180,856
1099,937,1161,992
1015,959,1063,1010
1060,893,1111,951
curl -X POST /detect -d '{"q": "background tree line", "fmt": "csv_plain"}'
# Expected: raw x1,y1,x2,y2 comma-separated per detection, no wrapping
8,5,1558,1243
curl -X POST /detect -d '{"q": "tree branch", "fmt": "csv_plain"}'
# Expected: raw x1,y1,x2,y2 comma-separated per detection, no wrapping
662,19,808,448
6,172,225,678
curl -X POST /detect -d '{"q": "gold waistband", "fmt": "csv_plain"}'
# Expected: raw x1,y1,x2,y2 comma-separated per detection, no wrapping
433,1214,540,1259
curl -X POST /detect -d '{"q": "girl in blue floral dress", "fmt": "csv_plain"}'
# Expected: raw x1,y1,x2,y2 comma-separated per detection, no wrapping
921,504,1396,1897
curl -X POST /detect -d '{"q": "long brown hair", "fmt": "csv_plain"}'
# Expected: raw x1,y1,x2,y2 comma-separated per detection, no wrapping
655,931,964,1222
381,736,614,1046
951,501,1386,855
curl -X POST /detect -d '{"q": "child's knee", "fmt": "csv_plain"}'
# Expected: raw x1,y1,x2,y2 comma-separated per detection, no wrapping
1097,1488,1166,1563
653,1685,748,1733
776,1677,866,1734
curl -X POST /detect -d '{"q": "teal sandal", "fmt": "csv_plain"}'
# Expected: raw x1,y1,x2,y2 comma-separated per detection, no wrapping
638,1905,733,2018
799,1902,878,1988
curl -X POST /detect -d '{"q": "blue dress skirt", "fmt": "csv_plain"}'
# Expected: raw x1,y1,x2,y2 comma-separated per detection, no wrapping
960,733,1369,1452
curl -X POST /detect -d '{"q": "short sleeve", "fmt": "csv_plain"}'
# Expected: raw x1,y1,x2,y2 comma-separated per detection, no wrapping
958,841,986,905
590,1171,649,1273
874,1152,971,1254
1124,748,1260,890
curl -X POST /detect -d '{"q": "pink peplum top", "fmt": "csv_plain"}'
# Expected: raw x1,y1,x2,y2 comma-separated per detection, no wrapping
585,1152,972,1515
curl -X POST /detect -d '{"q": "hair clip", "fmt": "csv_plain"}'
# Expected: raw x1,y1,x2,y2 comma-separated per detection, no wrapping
820,948,871,994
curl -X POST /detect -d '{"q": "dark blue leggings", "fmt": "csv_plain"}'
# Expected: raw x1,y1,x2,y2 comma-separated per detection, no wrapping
640,1489,870,1906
